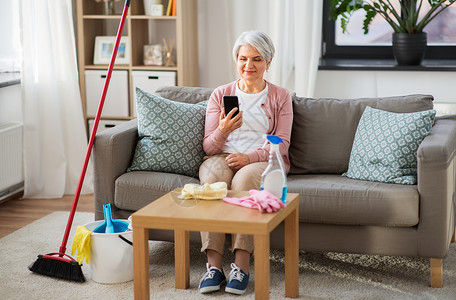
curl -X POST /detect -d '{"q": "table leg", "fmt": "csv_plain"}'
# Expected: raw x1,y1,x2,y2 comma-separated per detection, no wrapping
174,230,190,289
254,234,270,300
133,226,150,300
285,207,299,298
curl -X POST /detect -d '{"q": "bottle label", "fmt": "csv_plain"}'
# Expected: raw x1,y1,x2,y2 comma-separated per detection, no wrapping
262,169,286,203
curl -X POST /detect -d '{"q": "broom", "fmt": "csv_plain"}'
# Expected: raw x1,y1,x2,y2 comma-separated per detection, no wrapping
28,0,132,282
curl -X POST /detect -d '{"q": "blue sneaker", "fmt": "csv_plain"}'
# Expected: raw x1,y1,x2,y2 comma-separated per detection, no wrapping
199,263,226,294
225,263,249,295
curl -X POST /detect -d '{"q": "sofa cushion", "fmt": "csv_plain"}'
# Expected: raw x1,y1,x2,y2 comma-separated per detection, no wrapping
287,174,419,227
127,88,207,178
343,107,436,184
289,94,434,174
155,86,213,104
115,171,200,211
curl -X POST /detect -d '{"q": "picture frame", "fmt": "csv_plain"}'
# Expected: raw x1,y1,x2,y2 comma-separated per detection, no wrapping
93,36,130,65
143,44,163,66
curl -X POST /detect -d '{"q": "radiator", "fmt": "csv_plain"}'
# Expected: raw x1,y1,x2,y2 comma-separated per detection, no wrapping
0,122,23,195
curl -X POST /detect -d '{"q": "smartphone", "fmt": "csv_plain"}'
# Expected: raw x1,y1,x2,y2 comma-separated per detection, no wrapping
223,95,239,118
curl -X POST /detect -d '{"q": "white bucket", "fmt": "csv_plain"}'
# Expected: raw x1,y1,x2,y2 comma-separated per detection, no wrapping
85,220,133,284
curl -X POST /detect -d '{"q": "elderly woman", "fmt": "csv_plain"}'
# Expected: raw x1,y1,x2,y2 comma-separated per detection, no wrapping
198,30,293,295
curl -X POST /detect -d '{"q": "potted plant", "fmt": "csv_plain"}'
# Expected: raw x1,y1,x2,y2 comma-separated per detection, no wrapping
328,0,456,65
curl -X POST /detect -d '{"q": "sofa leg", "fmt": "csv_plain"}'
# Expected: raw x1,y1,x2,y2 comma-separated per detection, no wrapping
430,258,443,288
452,228,455,243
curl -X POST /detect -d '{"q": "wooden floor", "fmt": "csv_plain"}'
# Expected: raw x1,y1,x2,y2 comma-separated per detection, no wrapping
0,193,94,238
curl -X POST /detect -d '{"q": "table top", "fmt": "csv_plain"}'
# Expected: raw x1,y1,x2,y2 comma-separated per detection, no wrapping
132,189,299,235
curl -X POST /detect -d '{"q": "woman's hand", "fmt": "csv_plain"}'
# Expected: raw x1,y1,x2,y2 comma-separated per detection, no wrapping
218,108,242,134
226,153,250,170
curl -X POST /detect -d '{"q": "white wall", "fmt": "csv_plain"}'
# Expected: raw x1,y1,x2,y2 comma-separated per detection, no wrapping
314,71,456,102
0,0,20,72
197,0,235,88
0,83,22,124
313,71,456,115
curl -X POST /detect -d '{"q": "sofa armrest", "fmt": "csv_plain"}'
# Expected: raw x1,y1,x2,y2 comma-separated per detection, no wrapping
416,118,456,258
93,119,138,220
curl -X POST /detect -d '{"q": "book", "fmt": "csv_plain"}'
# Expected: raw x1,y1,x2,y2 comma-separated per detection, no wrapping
166,0,173,16
171,0,176,16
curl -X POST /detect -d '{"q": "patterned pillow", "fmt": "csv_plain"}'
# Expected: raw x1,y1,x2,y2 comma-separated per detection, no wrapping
343,106,436,184
127,88,207,178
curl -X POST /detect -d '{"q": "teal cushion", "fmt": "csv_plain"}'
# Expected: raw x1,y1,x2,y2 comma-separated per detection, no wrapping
343,106,436,184
127,88,207,178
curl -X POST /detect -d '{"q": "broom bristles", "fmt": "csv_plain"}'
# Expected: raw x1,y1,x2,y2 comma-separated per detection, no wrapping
29,254,85,282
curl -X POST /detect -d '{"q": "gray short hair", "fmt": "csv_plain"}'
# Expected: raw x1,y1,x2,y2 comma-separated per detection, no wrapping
232,31,275,63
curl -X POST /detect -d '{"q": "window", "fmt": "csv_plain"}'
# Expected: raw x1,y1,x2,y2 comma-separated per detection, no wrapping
322,0,456,60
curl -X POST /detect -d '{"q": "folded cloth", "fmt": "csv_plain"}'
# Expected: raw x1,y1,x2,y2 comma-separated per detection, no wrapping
180,182,228,200
71,225,93,265
223,189,285,213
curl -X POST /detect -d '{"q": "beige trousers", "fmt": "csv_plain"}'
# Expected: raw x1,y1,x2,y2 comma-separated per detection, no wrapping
199,155,268,255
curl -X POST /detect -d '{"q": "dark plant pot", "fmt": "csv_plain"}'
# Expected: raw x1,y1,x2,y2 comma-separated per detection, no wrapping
392,32,427,66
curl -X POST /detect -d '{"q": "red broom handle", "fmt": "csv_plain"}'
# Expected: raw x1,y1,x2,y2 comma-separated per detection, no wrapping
59,0,132,256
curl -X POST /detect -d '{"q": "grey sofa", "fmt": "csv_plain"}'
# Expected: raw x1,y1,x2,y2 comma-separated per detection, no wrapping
93,86,456,287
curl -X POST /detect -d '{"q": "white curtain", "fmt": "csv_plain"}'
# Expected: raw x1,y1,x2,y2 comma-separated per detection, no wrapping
20,0,93,198
226,0,323,97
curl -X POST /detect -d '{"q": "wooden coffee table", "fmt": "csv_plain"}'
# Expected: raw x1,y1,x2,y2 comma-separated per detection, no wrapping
132,188,299,300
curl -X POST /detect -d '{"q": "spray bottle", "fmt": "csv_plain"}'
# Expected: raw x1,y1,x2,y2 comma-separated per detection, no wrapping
260,135,287,204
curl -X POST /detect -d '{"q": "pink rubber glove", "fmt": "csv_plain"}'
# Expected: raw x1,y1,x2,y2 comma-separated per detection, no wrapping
250,190,285,212
223,189,285,213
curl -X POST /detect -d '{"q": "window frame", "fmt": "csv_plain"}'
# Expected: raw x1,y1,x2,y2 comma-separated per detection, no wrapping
321,0,456,60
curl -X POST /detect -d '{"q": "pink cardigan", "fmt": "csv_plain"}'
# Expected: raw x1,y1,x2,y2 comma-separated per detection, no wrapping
203,80,293,173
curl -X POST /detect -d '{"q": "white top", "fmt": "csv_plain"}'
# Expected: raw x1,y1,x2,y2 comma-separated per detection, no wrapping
222,83,269,154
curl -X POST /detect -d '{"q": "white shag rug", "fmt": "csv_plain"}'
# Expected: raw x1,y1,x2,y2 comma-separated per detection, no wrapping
1,211,456,299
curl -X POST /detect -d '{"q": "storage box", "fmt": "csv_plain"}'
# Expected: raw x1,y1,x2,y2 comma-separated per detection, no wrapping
85,70,129,117
88,119,128,135
131,70,176,116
